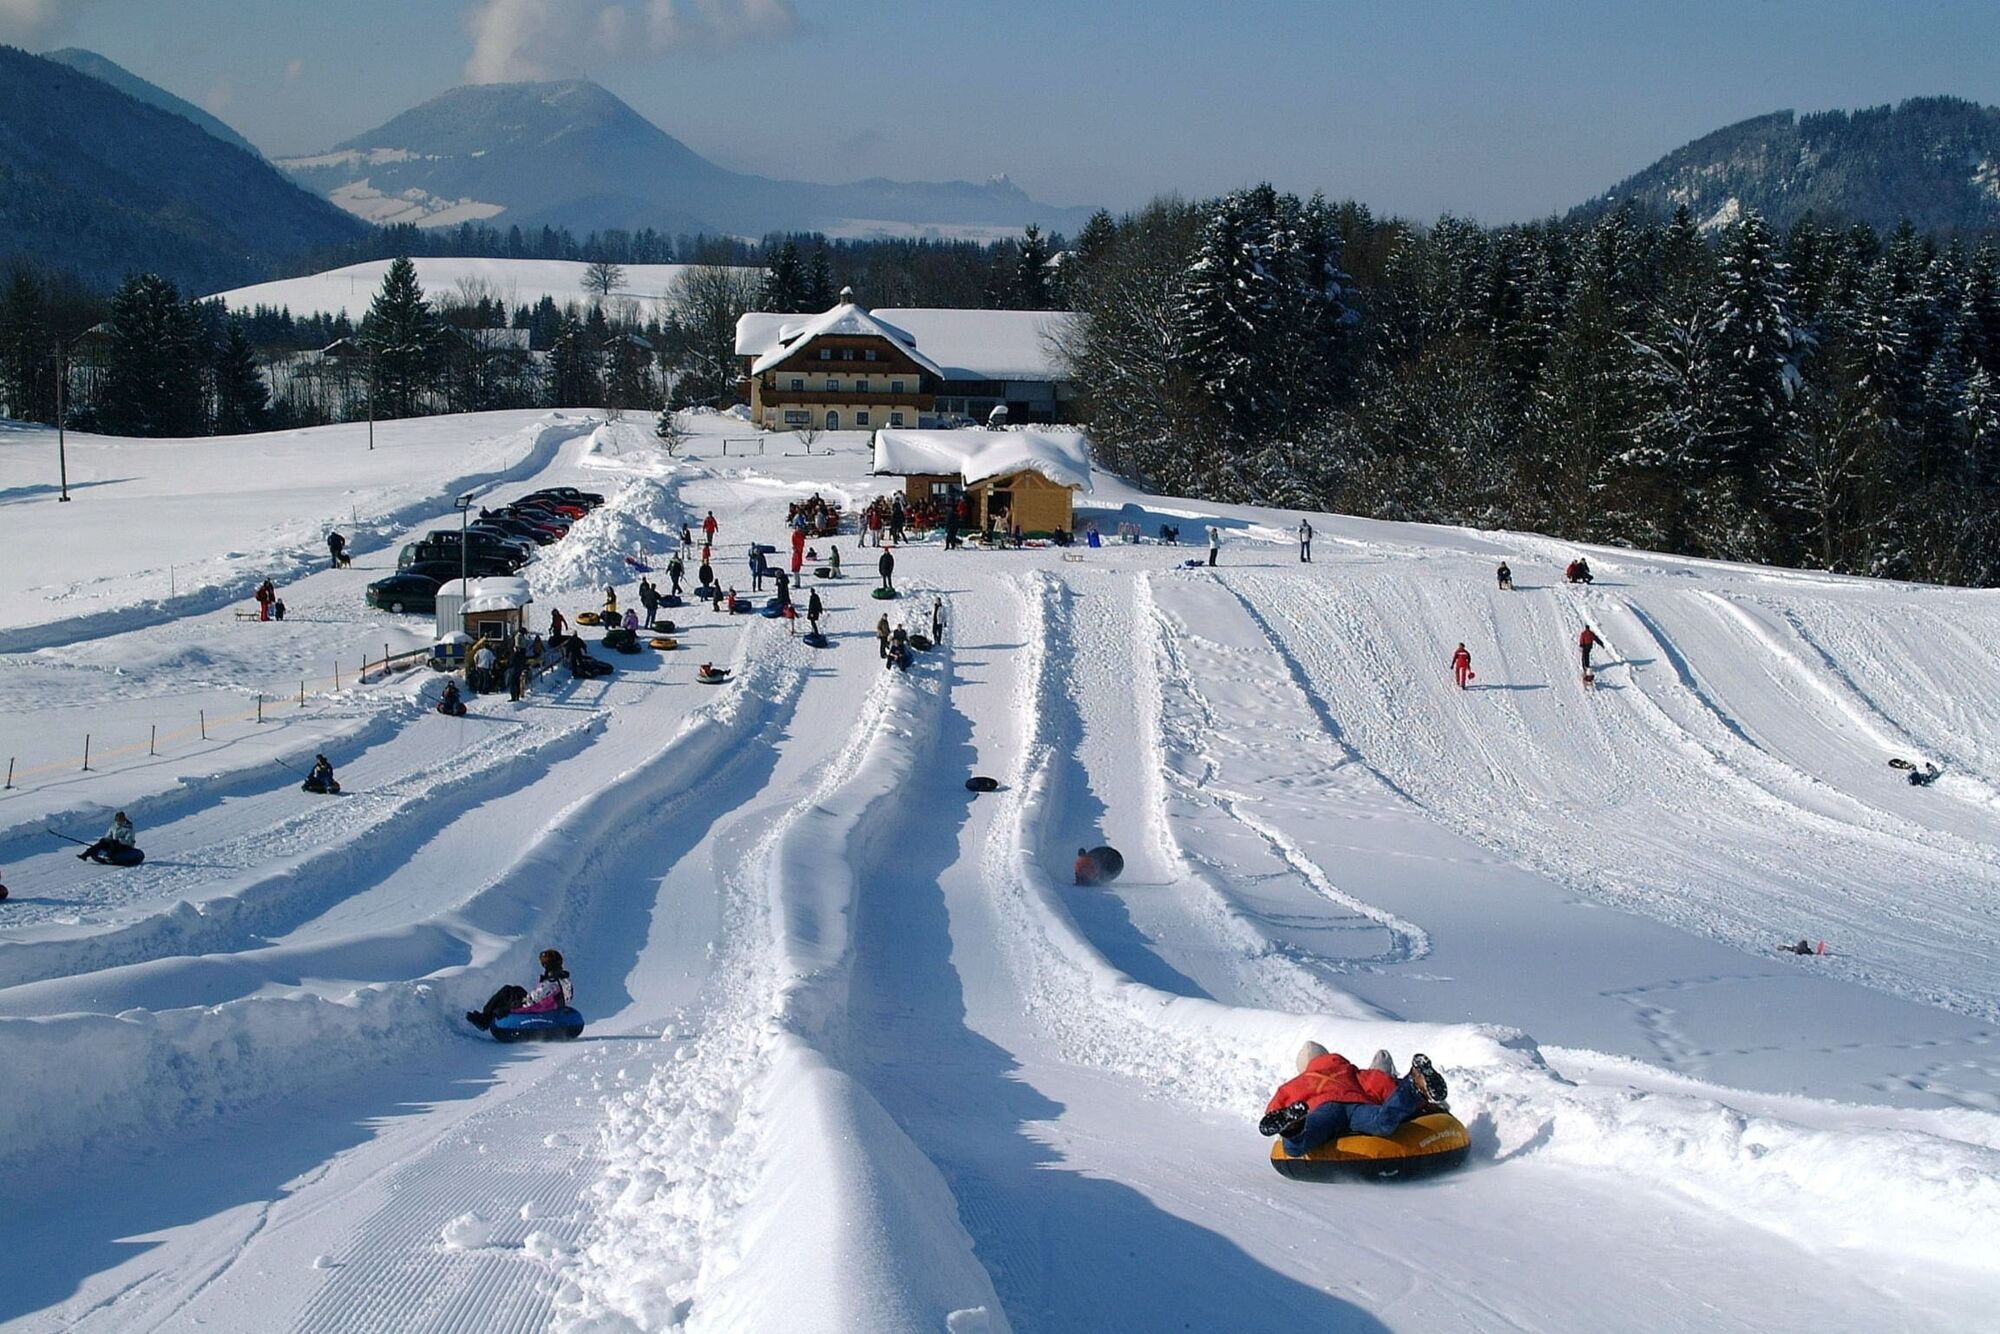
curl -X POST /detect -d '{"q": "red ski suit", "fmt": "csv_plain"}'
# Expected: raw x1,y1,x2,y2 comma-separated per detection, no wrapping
1264,1052,1400,1115
1451,646,1472,688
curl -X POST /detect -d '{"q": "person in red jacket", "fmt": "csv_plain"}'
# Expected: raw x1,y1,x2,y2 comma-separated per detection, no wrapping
1451,642,1474,690
1074,848,1100,886
1259,1042,1447,1157
790,525,807,577
702,511,718,547
1578,626,1601,674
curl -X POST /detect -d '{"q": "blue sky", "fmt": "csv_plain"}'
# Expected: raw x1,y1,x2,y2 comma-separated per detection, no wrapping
12,0,2000,223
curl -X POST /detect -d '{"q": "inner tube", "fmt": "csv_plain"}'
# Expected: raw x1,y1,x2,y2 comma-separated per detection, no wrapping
813,567,833,578
909,634,933,652
802,632,829,648
966,776,1000,792
697,669,731,685
1088,845,1125,882
576,612,602,626
489,1006,586,1042
871,588,898,600
1268,1111,1470,1181
650,637,679,650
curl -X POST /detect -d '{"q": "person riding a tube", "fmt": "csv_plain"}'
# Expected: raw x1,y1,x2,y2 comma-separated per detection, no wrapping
78,812,137,861
467,949,573,1031
1258,1042,1448,1157
1074,848,1100,886
304,754,340,794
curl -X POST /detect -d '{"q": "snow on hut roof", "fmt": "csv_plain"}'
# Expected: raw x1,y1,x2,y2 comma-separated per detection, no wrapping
738,306,1074,382
460,576,533,615
872,429,1093,493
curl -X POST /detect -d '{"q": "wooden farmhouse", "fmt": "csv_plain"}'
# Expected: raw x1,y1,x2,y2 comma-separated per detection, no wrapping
872,429,1093,537
736,289,1078,432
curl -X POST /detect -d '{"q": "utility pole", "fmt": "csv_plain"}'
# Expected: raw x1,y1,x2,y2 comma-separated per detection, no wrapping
55,340,71,501
367,343,376,451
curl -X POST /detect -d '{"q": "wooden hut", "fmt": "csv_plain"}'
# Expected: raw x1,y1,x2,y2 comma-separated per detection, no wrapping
871,429,1092,537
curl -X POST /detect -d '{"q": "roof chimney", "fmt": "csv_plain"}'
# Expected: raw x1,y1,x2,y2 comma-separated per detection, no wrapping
839,285,859,308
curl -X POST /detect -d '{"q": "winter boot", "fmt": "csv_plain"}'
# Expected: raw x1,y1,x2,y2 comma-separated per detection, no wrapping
1368,1049,1399,1078
1258,1100,1310,1140
1408,1053,1448,1110
466,1011,491,1031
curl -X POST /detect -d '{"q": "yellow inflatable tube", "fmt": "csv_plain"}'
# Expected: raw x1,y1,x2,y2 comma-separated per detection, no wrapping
1268,1111,1470,1181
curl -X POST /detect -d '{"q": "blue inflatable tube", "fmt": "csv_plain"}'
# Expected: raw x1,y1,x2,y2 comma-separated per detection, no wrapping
489,1006,586,1042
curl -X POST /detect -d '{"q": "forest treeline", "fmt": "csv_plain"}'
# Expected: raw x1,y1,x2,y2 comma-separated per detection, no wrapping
6,194,1999,584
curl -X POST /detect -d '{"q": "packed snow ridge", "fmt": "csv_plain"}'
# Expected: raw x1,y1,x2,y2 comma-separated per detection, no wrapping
1,409,1997,1332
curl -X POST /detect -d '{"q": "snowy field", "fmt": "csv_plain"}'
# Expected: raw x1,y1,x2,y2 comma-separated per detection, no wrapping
1,409,1998,1332
208,259,757,318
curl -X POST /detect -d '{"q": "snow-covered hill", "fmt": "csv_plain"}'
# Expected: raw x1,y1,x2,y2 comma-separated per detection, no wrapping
2,412,1997,1332
208,258,755,319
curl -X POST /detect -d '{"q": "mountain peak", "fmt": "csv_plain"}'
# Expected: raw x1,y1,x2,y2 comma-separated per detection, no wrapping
40,46,262,158
1575,95,2000,233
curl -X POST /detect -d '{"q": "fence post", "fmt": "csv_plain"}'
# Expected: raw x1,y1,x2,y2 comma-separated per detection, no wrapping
3,757,11,789
334,663,341,690
257,694,264,724
82,733,90,771
200,709,207,740
299,680,306,707
150,724,156,756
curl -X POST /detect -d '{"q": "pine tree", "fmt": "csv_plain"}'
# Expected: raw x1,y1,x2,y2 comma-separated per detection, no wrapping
1013,224,1053,308
1709,211,1798,497
547,314,601,407
604,332,654,411
805,249,835,309
212,318,269,434
1074,210,1117,267
0,265,54,424
100,273,208,437
364,257,440,419
759,239,805,311
1179,187,1282,456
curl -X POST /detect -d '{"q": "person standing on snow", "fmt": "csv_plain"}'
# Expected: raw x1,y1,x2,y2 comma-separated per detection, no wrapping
1451,643,1474,690
1298,519,1313,563
749,544,767,592
930,596,945,645
1496,562,1513,590
666,554,685,598
640,579,660,628
807,588,824,637
790,526,807,579
255,578,277,621
680,523,694,558
878,547,895,594
327,530,349,568
1579,626,1602,674
702,511,718,548
1207,526,1221,567
876,613,892,659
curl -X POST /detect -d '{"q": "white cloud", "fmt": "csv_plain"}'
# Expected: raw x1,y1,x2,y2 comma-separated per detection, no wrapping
461,0,796,84
283,57,304,85
0,0,103,42
202,75,232,115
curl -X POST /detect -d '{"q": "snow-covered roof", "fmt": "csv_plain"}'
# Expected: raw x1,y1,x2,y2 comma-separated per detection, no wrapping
872,429,1093,493
460,576,533,615
746,302,944,378
738,306,1075,382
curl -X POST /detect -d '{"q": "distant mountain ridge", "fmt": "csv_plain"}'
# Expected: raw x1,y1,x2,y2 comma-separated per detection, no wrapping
1573,96,2000,233
41,47,263,158
278,79,1096,240
0,46,364,290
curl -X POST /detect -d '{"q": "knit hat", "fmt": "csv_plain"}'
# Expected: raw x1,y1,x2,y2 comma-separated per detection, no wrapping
1296,1040,1329,1074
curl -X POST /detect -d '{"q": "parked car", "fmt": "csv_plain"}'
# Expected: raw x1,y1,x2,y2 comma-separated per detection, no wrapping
367,572,442,614
502,502,576,528
514,497,586,520
472,517,559,546
422,528,533,566
402,559,506,586
525,486,604,507
399,544,520,576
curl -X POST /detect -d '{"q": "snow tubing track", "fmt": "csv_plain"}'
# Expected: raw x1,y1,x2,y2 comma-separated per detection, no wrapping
1267,1111,1472,1181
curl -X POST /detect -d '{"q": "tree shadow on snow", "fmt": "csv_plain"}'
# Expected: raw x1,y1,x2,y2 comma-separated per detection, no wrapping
848,649,1388,1332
